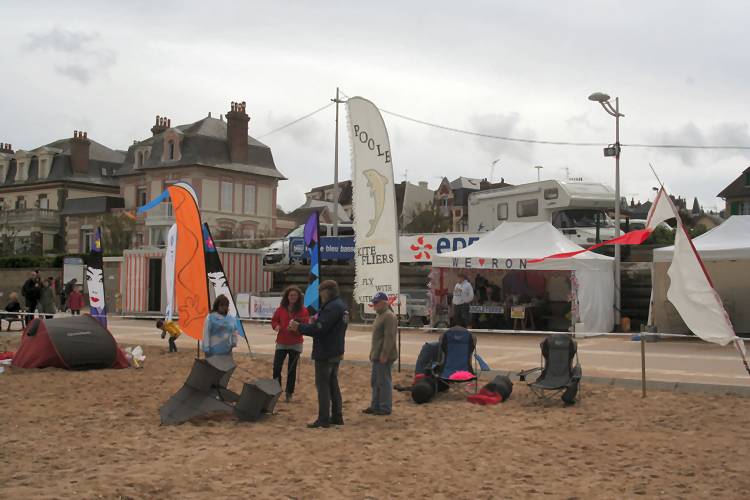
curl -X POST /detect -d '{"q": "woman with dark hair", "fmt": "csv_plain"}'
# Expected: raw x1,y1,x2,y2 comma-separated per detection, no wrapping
271,286,309,402
201,294,239,360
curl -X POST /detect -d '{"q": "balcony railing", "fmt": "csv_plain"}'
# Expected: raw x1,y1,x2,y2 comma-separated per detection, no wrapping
143,203,174,226
0,208,61,227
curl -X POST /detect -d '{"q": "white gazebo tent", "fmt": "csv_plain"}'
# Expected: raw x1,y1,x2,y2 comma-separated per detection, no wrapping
652,216,750,334
433,222,614,333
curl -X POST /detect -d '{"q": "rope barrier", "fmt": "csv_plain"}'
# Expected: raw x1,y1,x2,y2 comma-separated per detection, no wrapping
3,311,747,344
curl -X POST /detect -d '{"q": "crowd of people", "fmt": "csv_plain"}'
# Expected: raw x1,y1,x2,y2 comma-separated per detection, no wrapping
1,271,85,329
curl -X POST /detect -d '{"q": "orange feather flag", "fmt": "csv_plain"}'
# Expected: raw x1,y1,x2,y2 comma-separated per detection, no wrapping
167,183,209,340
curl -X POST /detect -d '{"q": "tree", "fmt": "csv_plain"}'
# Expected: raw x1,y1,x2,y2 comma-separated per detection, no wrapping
0,223,17,256
403,203,451,233
100,212,135,256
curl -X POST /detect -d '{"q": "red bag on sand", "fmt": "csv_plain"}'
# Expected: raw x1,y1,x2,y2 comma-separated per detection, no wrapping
467,388,503,405
0,352,14,361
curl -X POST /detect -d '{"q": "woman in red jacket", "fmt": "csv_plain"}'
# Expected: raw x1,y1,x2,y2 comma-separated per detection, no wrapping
271,286,309,402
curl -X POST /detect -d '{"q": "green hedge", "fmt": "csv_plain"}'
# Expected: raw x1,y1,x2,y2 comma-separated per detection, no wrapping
0,254,87,268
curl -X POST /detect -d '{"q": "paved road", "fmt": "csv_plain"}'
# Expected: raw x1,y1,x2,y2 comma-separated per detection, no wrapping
106,318,750,387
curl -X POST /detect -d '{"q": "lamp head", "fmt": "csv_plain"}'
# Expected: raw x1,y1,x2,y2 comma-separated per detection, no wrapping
588,92,611,103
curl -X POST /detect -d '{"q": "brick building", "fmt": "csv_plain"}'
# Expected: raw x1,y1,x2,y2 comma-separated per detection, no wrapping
116,102,285,247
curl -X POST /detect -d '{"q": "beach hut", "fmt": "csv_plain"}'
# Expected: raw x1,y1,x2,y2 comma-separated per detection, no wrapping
652,216,750,334
432,222,614,333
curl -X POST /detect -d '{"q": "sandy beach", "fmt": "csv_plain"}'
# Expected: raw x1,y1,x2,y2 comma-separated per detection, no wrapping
2,340,750,499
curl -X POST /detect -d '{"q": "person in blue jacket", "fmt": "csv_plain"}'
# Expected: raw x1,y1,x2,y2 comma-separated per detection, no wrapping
201,295,239,360
289,280,348,429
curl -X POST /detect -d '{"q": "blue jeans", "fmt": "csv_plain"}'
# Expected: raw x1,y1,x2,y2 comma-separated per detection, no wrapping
370,361,393,413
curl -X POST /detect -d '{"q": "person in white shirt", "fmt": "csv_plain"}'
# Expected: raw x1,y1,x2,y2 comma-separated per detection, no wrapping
452,272,474,327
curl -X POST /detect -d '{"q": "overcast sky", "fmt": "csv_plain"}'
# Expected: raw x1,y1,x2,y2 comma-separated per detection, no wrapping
2,1,749,212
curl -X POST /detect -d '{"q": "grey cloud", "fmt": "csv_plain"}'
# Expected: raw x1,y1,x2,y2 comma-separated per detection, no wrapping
652,122,750,166
469,112,536,163
566,112,606,134
23,28,116,84
24,28,98,53
55,64,93,84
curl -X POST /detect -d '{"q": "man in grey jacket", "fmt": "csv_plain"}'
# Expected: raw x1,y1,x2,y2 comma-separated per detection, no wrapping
363,292,399,416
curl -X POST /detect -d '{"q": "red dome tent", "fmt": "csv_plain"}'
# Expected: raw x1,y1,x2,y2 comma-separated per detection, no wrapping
12,315,129,370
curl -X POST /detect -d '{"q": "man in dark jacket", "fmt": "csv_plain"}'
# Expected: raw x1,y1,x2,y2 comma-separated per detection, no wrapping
21,271,41,323
290,280,348,429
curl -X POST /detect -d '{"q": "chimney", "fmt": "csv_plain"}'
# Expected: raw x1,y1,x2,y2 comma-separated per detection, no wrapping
151,115,170,136
0,143,13,154
70,130,91,174
419,181,428,189
226,100,250,164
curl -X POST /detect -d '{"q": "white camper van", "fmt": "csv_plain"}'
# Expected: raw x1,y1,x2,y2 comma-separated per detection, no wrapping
468,180,617,246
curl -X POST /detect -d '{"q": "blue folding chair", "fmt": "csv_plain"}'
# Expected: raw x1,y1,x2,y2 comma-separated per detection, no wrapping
432,327,491,394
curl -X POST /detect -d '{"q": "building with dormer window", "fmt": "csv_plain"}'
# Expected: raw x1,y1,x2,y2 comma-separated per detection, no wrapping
0,136,124,254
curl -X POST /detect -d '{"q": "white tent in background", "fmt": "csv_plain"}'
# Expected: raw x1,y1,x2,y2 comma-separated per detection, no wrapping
652,216,750,334
433,222,614,333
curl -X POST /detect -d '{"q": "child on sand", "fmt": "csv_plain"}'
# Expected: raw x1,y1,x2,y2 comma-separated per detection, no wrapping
156,319,182,353
67,286,84,315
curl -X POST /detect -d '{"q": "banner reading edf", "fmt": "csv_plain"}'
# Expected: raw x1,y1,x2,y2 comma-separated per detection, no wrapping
347,97,401,305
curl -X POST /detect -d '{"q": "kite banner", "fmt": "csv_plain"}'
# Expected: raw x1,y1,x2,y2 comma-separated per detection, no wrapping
165,223,177,321
138,183,209,340
303,211,321,313
202,223,247,339
347,96,400,305
85,227,107,328
667,224,740,349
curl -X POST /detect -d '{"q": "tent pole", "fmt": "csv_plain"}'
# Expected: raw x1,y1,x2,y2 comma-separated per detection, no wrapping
397,301,402,373
734,339,750,377
640,334,647,398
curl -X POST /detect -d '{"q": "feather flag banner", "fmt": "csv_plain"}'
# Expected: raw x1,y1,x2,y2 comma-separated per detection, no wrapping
85,227,107,328
202,223,247,339
347,96,401,305
164,223,178,321
303,211,321,313
137,182,209,340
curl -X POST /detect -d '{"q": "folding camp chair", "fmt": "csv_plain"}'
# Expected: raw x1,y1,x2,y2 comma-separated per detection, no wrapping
518,334,582,404
431,327,491,394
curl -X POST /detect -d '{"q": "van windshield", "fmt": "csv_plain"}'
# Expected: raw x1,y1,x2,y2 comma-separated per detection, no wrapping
287,225,305,238
553,209,612,228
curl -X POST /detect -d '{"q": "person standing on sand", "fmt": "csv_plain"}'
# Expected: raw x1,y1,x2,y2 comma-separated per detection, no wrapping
39,278,57,319
289,280,348,429
271,286,310,403
452,272,474,327
67,285,84,315
363,292,399,416
21,271,41,323
202,295,239,359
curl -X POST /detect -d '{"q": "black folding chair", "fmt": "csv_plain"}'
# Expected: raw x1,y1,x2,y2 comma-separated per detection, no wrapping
518,334,582,405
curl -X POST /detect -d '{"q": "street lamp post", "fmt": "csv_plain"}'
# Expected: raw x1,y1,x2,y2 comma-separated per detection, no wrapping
589,92,624,329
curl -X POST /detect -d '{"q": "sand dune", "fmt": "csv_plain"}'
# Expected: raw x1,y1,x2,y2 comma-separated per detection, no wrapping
2,343,750,499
